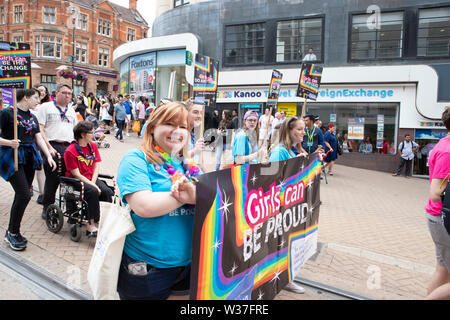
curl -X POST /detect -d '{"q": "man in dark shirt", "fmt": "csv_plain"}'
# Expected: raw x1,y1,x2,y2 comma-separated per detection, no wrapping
302,114,325,154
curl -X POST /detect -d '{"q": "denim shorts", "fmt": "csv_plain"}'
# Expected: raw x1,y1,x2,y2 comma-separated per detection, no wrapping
117,252,191,300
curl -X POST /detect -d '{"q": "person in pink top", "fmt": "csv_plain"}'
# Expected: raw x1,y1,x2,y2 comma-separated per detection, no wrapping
136,96,146,138
425,107,450,300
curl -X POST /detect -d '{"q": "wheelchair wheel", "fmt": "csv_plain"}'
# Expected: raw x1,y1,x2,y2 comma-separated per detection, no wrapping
46,204,64,233
70,225,82,242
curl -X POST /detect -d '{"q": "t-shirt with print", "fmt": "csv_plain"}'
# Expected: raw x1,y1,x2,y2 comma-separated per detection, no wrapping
35,101,77,142
64,142,101,180
117,148,196,268
425,136,450,216
0,107,40,144
232,130,258,165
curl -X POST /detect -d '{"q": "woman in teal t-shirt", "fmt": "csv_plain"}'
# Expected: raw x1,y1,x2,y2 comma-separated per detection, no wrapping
116,101,200,300
232,110,264,165
269,116,308,162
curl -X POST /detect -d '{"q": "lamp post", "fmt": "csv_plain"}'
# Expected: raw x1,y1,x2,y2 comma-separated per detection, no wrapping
69,6,79,98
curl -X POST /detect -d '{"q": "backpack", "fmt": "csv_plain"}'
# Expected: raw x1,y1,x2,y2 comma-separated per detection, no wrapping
441,174,450,236
107,103,114,116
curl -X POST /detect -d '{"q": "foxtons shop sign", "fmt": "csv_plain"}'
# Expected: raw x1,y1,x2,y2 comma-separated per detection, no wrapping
217,86,398,103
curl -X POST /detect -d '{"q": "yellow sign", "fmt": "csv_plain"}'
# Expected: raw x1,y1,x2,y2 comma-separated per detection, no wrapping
277,103,297,117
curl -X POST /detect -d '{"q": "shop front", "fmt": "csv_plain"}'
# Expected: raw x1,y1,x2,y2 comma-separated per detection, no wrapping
216,83,418,173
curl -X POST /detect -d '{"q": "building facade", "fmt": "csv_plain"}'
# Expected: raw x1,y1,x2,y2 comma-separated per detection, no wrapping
115,0,450,175
0,0,148,97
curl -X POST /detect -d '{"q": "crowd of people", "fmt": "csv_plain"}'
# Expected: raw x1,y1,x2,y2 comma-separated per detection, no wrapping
1,83,449,301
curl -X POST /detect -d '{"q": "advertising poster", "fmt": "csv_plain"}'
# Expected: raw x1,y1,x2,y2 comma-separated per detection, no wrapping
193,53,219,107
190,156,322,300
129,52,156,97
0,42,31,89
348,117,365,140
277,103,297,117
296,63,323,101
267,69,283,108
376,114,384,149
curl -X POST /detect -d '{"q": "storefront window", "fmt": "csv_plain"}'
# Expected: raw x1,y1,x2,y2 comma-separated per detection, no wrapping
156,49,186,103
129,52,156,103
414,128,447,176
120,59,130,96
306,102,398,154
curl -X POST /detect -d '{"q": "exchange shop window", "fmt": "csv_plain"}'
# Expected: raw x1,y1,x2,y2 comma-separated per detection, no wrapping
276,18,322,63
306,102,398,154
418,7,450,57
224,23,265,65
351,11,404,60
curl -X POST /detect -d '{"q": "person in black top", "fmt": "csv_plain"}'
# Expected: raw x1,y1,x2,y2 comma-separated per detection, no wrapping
216,110,234,170
0,88,56,251
75,96,87,120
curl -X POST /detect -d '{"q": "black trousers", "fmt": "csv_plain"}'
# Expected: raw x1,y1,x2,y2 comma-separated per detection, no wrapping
82,179,114,223
396,158,413,176
42,141,70,208
8,162,35,234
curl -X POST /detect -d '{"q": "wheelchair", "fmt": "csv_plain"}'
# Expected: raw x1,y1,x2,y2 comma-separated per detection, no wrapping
45,173,115,242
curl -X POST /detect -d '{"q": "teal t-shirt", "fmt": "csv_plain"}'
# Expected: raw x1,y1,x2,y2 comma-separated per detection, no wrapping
117,148,195,268
232,130,258,165
269,144,296,162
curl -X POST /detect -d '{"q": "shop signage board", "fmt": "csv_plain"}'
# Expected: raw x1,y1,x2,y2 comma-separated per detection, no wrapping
278,103,297,117
190,156,321,300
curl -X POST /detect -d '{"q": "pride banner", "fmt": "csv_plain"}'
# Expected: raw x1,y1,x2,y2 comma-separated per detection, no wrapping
296,63,323,101
191,155,321,300
193,53,219,107
267,69,283,108
0,42,31,89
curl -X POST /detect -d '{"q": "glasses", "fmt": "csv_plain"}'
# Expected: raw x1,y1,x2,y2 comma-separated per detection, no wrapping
59,91,72,96
246,119,258,123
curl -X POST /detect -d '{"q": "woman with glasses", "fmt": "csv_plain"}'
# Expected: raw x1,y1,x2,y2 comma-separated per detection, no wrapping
232,110,265,165
64,121,113,238
0,89,56,251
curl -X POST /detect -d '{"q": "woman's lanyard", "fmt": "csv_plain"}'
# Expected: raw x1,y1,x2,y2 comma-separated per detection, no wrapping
54,101,69,122
305,127,316,152
74,141,97,163
191,131,197,146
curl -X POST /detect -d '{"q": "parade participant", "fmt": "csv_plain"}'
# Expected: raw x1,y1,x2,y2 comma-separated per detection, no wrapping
116,101,200,300
113,94,127,142
258,108,273,148
425,107,450,300
36,84,78,220
0,88,56,251
123,95,132,136
323,123,338,176
216,109,234,170
302,114,325,154
184,98,205,164
269,116,308,162
64,121,113,238
136,96,146,138
33,84,51,204
232,110,264,165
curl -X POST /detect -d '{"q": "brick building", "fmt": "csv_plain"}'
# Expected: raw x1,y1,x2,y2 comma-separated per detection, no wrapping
0,0,149,96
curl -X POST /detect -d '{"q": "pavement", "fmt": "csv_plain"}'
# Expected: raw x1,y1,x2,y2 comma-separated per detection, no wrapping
0,131,435,300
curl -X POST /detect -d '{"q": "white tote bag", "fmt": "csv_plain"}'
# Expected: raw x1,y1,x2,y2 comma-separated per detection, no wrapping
87,196,135,300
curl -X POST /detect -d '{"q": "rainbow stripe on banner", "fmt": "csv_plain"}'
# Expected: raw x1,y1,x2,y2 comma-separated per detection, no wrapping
0,76,30,88
300,67,320,93
195,158,322,300
193,58,218,92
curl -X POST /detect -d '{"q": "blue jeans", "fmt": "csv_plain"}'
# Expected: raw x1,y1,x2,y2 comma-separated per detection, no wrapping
216,143,230,170
115,120,125,140
117,252,191,300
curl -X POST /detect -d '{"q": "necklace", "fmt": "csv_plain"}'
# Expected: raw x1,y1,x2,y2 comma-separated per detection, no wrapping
154,145,200,184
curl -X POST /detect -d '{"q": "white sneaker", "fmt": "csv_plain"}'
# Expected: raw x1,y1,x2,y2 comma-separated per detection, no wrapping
285,282,305,294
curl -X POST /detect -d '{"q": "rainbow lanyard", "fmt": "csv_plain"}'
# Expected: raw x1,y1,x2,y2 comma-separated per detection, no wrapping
154,146,200,184
53,101,69,122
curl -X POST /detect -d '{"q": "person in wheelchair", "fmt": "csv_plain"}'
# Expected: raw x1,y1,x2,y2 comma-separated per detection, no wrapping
64,121,113,237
